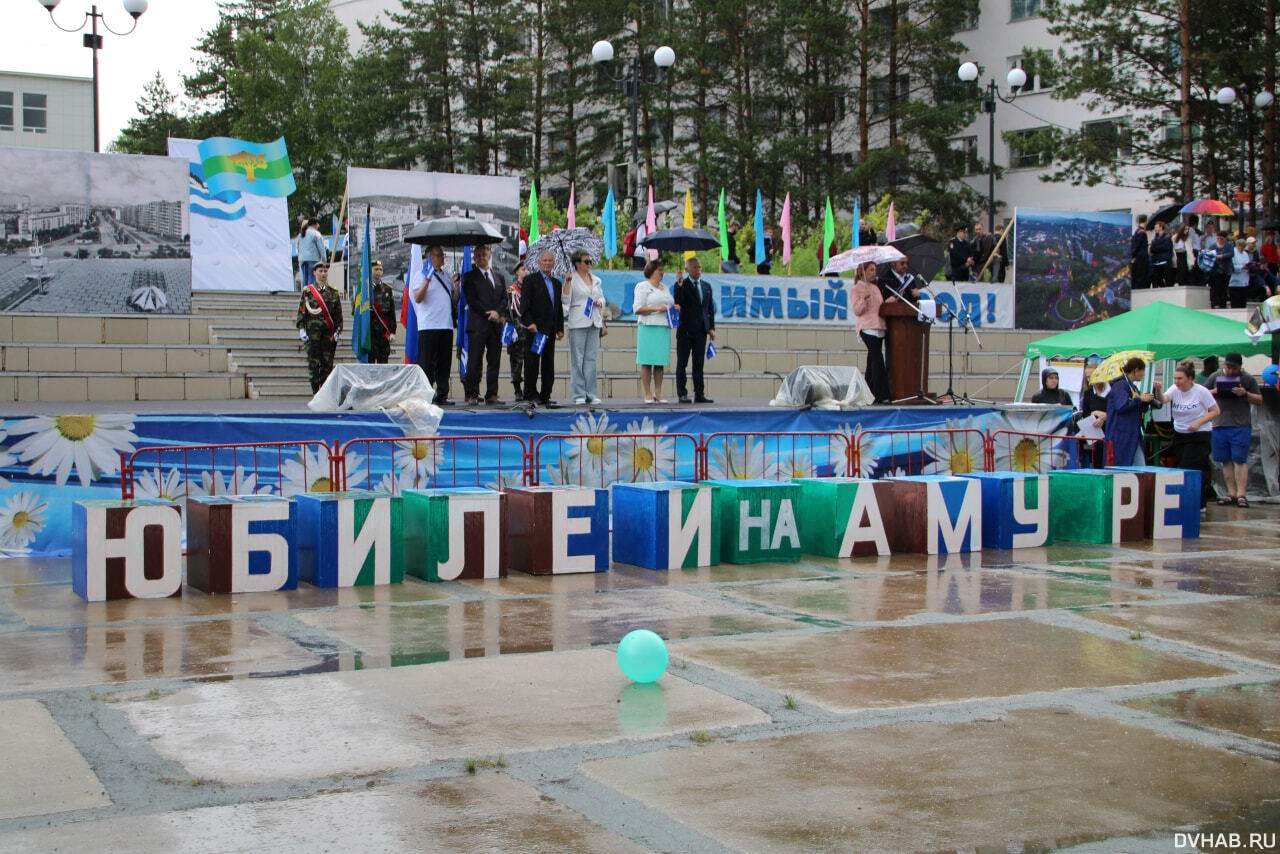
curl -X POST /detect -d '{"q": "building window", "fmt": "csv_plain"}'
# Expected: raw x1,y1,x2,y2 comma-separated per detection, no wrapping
1008,128,1049,168
958,3,980,30
952,135,980,175
1163,110,1200,143
0,91,13,131
1082,119,1131,162
872,74,910,116
1009,55,1053,92
1010,0,1042,20
22,93,47,133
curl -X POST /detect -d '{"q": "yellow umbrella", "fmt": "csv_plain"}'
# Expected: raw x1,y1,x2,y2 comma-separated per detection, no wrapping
1091,349,1155,384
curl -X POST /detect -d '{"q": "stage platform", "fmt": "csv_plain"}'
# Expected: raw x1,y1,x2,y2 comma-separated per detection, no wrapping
0,396,1076,556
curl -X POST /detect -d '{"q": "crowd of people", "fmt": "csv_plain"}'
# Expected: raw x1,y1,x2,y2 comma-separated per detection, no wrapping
1130,214,1280,308
298,241,722,407
1031,351,1272,509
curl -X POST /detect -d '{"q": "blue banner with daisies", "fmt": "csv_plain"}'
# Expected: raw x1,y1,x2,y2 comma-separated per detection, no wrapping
0,405,1070,556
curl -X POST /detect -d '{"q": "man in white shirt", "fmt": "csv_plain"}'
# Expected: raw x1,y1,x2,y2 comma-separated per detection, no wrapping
411,244,459,406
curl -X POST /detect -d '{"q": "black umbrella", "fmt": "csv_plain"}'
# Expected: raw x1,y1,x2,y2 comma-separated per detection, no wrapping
404,216,504,247
884,233,946,282
1257,220,1280,232
638,226,721,252
1149,202,1185,225
631,200,679,224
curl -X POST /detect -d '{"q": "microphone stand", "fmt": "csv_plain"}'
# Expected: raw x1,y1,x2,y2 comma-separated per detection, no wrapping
881,274,939,405
942,278,990,405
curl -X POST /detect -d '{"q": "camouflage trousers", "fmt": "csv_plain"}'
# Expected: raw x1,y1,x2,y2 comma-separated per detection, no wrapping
506,325,529,396
306,336,337,393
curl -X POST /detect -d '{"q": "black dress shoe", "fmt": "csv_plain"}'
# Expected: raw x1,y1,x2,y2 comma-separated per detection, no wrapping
437,398,455,406
678,396,692,403
541,398,559,408
694,396,714,404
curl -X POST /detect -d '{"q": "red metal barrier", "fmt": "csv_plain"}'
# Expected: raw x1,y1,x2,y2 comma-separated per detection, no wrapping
854,427,990,477
700,431,852,481
531,432,700,486
121,440,338,500
338,434,530,493
988,429,1114,471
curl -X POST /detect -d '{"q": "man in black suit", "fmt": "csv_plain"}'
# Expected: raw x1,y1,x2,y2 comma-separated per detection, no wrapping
877,257,924,303
675,257,717,403
521,250,564,405
461,244,508,405
947,226,974,281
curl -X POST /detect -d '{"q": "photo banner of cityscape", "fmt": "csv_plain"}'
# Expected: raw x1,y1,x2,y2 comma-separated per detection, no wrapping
0,146,191,314
346,168,521,286
1012,207,1132,331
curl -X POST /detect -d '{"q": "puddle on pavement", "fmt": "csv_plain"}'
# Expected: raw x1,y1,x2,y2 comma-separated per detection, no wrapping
1083,598,1280,665
1125,682,1280,745
1052,554,1280,596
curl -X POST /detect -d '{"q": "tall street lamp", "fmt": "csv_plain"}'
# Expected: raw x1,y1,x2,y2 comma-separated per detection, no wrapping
591,39,675,206
35,0,149,153
957,61,1026,234
1215,85,1275,228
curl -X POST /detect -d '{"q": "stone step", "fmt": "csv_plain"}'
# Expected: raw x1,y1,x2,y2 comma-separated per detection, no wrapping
0,372,246,402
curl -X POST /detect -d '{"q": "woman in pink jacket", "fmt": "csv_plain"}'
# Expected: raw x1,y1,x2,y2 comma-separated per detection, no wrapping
851,260,895,404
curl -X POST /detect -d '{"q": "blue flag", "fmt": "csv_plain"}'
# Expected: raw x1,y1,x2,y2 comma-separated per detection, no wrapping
457,246,472,380
352,210,372,363
753,189,764,264
196,136,296,198
852,200,860,249
602,185,617,259
403,240,422,364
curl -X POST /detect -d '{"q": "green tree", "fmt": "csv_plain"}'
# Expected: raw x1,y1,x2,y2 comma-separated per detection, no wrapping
110,72,197,154
1028,0,1276,220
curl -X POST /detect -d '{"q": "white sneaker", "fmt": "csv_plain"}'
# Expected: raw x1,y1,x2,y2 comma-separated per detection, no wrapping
573,397,587,405
589,396,602,405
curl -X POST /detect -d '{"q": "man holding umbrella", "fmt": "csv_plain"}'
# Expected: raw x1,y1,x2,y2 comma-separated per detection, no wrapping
411,245,459,405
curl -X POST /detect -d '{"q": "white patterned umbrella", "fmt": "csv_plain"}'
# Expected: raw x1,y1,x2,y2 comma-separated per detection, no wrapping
522,228,605,278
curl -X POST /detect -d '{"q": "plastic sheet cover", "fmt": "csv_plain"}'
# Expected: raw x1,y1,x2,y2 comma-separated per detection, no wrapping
309,365,443,434
769,365,874,409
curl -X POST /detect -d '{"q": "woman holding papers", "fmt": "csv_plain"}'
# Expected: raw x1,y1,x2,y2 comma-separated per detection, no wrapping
562,251,607,405
632,260,675,403
1155,361,1219,509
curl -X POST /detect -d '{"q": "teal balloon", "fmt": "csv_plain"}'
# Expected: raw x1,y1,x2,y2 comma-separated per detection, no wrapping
617,629,669,683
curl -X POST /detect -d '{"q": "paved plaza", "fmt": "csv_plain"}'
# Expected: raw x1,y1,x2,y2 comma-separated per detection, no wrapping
0,507,1277,852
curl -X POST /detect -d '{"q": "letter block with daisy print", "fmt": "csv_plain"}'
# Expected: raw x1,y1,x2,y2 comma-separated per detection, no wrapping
73,499,183,601
401,487,506,581
611,481,721,570
793,478,891,558
702,479,802,564
294,490,403,587
959,471,1051,550
186,495,298,594
883,475,982,554
505,485,609,574
1109,466,1200,539
1048,470,1144,543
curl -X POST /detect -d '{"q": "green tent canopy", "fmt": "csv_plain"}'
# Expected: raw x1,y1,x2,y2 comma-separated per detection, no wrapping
1017,302,1270,399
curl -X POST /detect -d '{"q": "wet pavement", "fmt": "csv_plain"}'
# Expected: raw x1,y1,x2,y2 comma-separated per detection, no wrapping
0,507,1277,852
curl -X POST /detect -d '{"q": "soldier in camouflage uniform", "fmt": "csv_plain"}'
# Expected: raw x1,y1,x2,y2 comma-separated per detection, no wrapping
296,261,344,392
507,265,530,399
369,260,397,364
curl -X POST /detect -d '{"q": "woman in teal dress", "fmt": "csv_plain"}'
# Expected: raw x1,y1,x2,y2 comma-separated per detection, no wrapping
631,259,675,403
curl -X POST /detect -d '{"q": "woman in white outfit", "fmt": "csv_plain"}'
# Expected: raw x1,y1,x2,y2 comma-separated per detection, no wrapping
562,250,607,404
631,259,675,403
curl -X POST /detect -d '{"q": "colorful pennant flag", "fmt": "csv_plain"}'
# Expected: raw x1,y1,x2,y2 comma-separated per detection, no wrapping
457,246,472,380
567,182,576,230
852,199,861,249
780,192,792,267
753,190,764,265
602,185,617,259
352,208,372,363
402,237,421,365
683,189,696,261
646,185,658,261
717,188,728,262
886,201,897,243
196,136,296,197
822,197,835,270
528,181,540,245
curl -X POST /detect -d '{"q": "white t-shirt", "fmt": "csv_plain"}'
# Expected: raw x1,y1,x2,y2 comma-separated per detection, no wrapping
1167,382,1216,433
411,265,455,330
